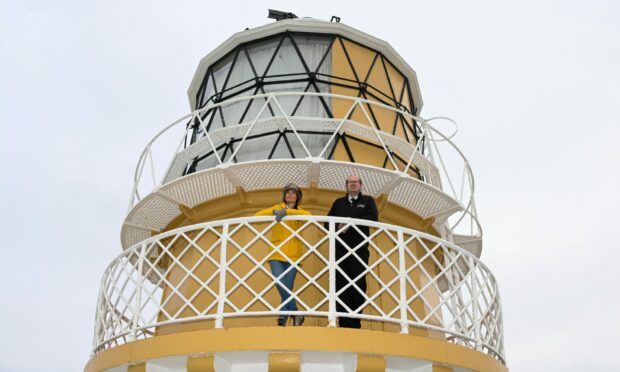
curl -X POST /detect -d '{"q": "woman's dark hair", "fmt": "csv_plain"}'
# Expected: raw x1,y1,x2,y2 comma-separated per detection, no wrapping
282,183,302,209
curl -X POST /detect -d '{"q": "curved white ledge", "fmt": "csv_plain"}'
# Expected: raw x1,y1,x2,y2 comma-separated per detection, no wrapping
121,159,461,249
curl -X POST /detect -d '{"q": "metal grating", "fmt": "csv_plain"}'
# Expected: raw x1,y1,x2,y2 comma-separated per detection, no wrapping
388,180,457,218
231,161,312,191
123,160,463,249
126,195,180,231
453,234,482,258
164,171,235,207
120,226,152,249
317,162,395,196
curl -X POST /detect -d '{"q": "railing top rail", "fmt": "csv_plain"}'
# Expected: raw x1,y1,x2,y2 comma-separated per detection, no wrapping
94,216,504,362
109,215,494,283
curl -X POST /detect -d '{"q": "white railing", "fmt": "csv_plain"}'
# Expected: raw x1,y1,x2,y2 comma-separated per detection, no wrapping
93,216,504,363
127,92,481,243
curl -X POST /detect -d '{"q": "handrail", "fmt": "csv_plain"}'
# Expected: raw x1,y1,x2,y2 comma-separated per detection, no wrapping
125,92,480,240
94,216,504,363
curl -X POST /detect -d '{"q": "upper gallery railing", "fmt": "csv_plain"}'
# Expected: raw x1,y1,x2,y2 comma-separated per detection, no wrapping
127,92,480,240
93,215,504,363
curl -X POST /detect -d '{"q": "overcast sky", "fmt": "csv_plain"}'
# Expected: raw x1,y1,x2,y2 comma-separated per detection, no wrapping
1,1,619,371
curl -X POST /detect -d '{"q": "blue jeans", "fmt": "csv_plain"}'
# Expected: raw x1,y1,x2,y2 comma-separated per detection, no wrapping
269,260,298,311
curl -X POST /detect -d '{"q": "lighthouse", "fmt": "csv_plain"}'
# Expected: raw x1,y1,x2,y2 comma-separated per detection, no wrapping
86,13,507,372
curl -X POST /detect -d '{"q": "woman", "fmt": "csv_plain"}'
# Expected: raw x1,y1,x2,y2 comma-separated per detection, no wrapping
255,183,310,326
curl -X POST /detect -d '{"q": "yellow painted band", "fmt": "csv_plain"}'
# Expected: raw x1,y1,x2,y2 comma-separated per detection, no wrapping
84,327,507,372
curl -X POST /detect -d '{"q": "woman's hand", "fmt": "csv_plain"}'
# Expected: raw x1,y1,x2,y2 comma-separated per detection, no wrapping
273,208,287,222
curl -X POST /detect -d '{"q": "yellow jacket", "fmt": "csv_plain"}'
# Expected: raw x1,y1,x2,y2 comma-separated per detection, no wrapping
255,203,311,262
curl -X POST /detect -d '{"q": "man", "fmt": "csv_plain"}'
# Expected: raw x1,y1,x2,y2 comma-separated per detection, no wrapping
327,175,378,328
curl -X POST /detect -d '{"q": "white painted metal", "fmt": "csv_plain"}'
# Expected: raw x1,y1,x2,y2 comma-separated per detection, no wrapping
95,216,505,363
300,351,357,372
122,158,460,251
214,352,269,372
122,92,481,256
147,356,187,372
385,356,431,372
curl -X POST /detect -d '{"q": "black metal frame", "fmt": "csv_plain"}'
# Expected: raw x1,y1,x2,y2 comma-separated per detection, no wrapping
187,31,423,178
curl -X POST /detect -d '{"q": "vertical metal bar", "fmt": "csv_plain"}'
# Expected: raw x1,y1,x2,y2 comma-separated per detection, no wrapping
328,218,337,327
398,229,409,334
91,276,106,355
148,145,157,189
160,123,192,185
196,112,223,165
471,256,481,351
215,223,229,328
130,243,146,341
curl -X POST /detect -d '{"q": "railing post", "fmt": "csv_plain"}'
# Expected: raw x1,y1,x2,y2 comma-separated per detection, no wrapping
130,242,146,341
328,218,337,327
398,229,409,334
215,223,229,328
91,279,105,356
471,256,482,351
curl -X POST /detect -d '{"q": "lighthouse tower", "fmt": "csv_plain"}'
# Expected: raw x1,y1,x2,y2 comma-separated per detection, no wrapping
86,13,507,372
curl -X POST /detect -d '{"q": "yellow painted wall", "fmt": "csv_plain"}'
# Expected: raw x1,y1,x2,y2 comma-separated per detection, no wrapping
152,187,443,338
330,37,419,178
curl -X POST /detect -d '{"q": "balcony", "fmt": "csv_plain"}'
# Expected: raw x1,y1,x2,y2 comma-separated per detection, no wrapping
122,92,482,257
94,215,504,363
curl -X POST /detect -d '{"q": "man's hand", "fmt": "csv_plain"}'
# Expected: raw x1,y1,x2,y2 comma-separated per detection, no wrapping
337,223,349,233
273,209,287,222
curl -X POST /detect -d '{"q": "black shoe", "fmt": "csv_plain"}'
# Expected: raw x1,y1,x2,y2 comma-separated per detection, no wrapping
277,315,288,326
293,315,304,326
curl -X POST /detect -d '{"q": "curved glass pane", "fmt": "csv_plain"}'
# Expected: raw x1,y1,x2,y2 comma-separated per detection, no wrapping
245,37,281,77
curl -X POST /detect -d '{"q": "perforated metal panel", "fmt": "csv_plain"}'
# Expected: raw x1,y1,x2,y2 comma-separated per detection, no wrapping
317,161,395,195
126,195,180,231
231,161,312,190
453,234,482,258
164,171,235,206
120,226,152,249
123,159,462,249
388,180,458,218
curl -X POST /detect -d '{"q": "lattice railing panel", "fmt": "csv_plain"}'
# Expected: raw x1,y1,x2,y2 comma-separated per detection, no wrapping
94,216,504,364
